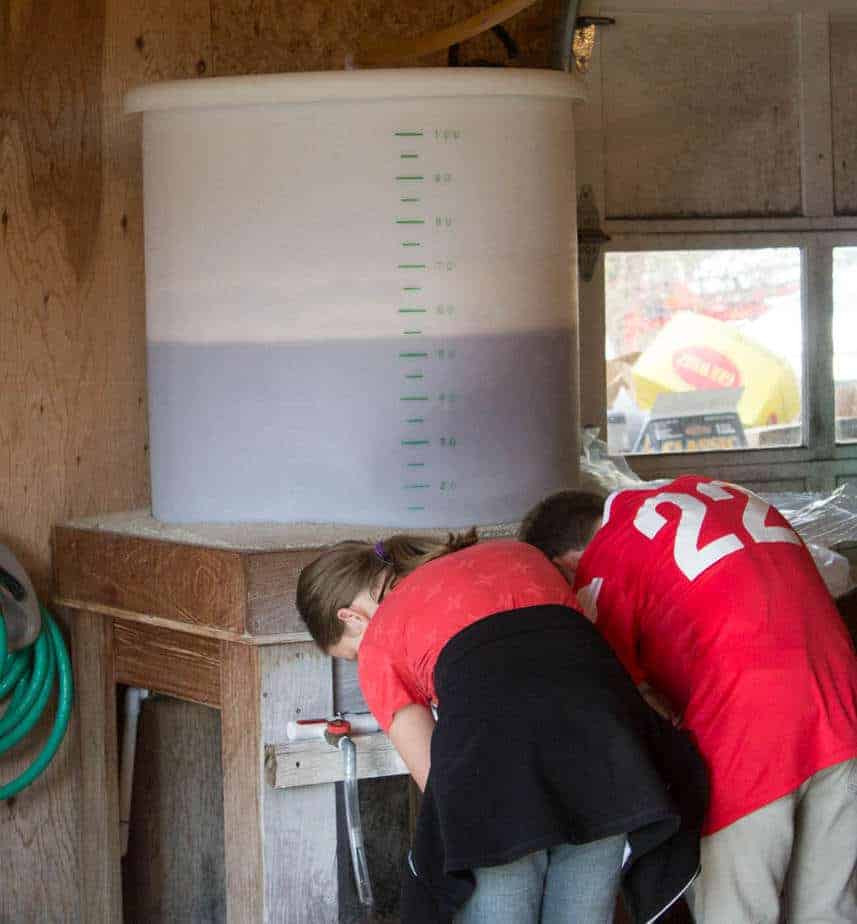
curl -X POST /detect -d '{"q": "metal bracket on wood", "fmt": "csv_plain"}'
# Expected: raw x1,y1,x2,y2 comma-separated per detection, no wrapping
578,184,611,283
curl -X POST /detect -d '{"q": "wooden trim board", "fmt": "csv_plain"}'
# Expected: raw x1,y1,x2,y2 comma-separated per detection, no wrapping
113,618,222,707
266,734,407,790
54,526,249,633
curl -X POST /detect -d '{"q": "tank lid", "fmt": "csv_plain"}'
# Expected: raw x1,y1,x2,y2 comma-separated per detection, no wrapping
124,68,584,114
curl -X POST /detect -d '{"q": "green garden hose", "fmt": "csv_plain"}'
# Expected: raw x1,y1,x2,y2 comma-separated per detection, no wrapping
0,604,73,800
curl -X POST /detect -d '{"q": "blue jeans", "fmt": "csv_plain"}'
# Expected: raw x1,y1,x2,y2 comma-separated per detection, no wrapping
453,834,626,924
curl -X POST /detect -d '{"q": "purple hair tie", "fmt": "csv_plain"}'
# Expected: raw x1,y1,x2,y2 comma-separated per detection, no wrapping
374,541,392,565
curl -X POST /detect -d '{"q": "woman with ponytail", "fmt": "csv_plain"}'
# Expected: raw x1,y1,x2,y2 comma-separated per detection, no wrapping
296,535,706,924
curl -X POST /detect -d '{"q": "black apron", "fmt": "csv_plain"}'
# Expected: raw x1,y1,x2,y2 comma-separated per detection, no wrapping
400,605,708,923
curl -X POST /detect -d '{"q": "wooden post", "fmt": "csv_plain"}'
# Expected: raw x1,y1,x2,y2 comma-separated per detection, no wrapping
71,610,123,922
259,643,338,922
220,641,339,923
221,642,265,922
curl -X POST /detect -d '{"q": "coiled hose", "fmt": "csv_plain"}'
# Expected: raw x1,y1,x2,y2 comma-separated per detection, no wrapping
0,605,73,800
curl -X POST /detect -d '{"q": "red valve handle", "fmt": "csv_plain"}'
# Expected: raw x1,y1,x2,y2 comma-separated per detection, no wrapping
325,718,352,737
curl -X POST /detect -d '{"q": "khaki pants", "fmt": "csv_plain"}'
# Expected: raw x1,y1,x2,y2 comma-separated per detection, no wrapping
688,757,857,923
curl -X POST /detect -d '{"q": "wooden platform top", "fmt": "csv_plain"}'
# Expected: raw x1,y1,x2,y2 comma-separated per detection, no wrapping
58,509,518,552
53,511,519,642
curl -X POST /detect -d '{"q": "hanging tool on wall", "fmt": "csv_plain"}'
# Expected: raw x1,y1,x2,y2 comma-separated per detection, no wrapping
0,547,73,800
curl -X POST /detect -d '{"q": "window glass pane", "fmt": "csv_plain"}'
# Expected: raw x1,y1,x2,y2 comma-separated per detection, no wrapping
834,247,857,444
605,249,802,455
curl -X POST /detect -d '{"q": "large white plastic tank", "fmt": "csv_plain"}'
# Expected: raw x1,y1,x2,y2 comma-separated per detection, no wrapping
126,69,582,526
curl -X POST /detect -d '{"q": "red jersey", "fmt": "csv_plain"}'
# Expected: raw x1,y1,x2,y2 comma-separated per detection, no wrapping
575,475,857,834
358,540,578,732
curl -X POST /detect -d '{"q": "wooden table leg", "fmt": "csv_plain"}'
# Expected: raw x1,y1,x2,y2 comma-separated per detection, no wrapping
221,641,338,923
72,610,122,922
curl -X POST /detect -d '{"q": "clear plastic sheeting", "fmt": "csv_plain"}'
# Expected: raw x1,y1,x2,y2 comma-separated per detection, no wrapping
760,487,857,599
579,428,646,496
760,487,857,550
577,430,857,598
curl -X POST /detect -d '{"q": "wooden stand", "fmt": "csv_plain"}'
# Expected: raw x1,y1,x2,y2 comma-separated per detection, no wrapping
53,512,506,922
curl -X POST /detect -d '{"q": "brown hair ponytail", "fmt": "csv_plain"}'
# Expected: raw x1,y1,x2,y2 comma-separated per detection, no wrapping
296,528,478,652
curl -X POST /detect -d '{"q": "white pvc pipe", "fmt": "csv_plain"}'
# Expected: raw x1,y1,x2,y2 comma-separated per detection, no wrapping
119,687,149,857
286,713,380,741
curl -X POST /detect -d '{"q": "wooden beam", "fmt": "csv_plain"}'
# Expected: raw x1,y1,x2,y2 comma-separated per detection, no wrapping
53,597,313,646
220,642,265,922
72,610,123,922
243,548,321,636
114,619,222,707
259,643,339,922
54,526,249,633
266,734,407,790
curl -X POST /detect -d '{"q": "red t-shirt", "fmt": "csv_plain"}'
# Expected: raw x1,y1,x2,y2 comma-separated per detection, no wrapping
358,540,579,732
575,475,857,834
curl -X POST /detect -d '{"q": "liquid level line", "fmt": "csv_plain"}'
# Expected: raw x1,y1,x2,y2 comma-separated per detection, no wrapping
402,286,422,292
398,308,426,313
399,351,428,358
400,197,421,203
404,483,430,489
407,462,426,468
400,153,419,159
407,506,426,512
405,374,424,379
395,176,424,181
402,439,430,446
401,395,428,401
402,329,422,335
406,418,424,423
398,264,426,269
394,131,424,137
401,242,421,247
396,219,425,224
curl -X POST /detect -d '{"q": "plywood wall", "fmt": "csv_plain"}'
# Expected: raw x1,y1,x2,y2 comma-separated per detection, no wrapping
0,1,560,919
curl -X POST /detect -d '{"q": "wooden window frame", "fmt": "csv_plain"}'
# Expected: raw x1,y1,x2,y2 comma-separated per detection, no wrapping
574,0,857,492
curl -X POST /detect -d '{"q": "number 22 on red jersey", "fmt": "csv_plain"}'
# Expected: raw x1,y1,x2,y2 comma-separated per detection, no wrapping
625,480,800,581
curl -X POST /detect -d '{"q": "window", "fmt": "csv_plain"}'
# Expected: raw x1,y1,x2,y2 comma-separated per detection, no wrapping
573,1,857,494
605,249,802,455
833,247,857,444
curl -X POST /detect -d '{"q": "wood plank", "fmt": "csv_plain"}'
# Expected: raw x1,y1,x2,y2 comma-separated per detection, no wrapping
605,216,857,233
54,526,248,634
260,643,338,923
220,642,264,923
1,0,214,914
53,597,313,646
114,619,222,707
72,610,122,923
798,11,834,217
601,10,802,219
267,734,407,789
209,0,556,78
573,35,608,438
0,604,81,922
830,12,857,215
123,698,226,924
803,240,837,456
244,548,321,637
333,658,369,714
